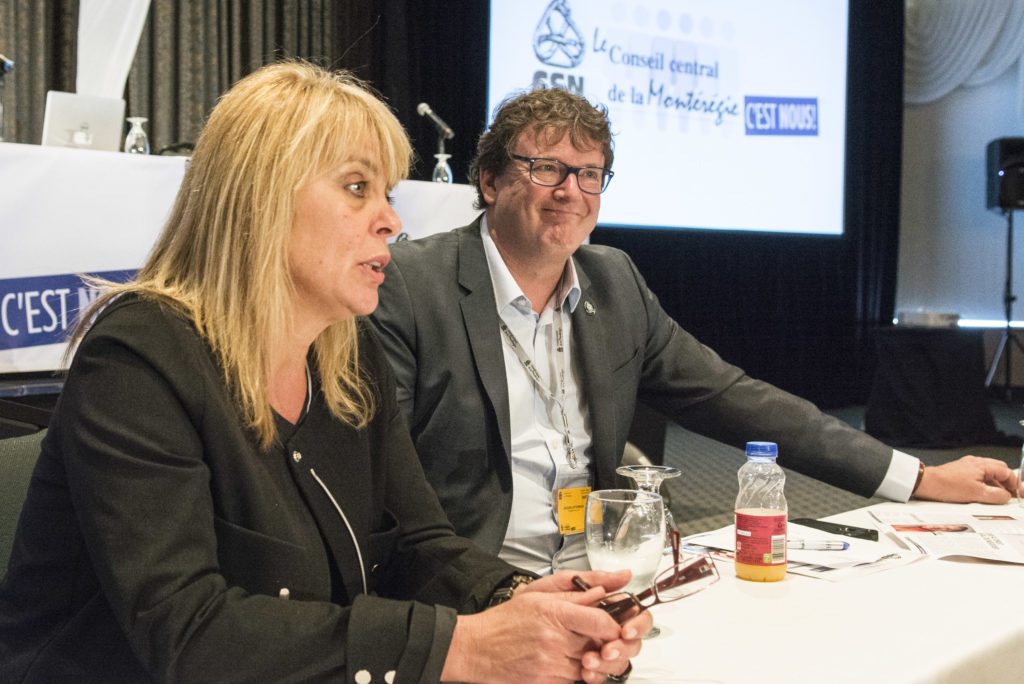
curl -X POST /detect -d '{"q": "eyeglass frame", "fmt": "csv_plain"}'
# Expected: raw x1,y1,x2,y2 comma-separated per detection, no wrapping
572,530,719,623
509,153,615,194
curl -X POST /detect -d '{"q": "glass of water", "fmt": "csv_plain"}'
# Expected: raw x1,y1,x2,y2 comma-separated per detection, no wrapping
585,489,665,635
1018,438,1024,505
1018,420,1024,505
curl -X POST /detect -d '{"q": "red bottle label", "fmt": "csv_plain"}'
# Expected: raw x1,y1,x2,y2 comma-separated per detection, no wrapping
735,511,787,566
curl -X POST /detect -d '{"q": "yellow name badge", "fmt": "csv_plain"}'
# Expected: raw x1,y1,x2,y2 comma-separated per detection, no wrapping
557,486,592,535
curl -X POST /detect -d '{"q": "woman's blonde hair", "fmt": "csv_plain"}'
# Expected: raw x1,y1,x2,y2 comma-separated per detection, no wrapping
72,61,412,448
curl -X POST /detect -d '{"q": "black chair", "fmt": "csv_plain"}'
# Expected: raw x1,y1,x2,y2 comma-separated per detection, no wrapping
0,397,53,439
157,142,194,156
0,430,44,572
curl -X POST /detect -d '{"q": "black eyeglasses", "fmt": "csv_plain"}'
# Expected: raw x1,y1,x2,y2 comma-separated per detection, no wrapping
509,153,614,194
573,530,719,623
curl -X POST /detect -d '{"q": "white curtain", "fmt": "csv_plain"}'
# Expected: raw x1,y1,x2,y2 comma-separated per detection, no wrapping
905,0,1024,113
76,0,151,98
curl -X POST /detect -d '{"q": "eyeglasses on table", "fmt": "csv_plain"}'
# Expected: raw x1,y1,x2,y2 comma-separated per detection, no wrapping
573,530,720,623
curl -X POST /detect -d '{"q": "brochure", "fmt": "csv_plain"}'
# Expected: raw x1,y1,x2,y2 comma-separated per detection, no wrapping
869,502,1024,564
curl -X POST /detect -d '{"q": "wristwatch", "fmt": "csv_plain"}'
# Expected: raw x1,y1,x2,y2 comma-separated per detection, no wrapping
912,460,926,496
487,573,534,607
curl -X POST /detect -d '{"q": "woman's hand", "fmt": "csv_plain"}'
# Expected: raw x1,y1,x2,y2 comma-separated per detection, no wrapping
578,606,649,683
521,570,649,682
440,569,648,682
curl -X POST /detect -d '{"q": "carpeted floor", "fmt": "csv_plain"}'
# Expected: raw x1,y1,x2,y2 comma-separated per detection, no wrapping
660,400,1024,536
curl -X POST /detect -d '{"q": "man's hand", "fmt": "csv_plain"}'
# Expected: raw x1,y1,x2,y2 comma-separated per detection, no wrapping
914,455,1019,504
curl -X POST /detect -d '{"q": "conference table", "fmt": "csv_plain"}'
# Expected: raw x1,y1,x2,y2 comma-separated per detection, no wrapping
632,501,1024,683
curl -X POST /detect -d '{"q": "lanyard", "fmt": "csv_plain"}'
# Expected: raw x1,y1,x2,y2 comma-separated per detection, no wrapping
499,302,580,469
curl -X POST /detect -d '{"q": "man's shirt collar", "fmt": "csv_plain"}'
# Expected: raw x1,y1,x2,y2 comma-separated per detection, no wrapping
480,215,581,316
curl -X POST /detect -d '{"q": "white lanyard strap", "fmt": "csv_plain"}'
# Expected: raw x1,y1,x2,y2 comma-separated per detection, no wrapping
499,303,580,469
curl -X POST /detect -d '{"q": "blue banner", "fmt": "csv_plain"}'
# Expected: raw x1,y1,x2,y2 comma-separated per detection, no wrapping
0,270,135,351
744,96,819,136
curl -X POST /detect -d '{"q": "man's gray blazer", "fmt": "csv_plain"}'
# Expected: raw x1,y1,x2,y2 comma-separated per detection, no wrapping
370,219,893,554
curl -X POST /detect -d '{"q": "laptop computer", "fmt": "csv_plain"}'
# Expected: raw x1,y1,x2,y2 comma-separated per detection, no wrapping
40,91,126,152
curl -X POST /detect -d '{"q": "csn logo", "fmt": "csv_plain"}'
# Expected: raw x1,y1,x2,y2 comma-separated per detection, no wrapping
532,0,585,94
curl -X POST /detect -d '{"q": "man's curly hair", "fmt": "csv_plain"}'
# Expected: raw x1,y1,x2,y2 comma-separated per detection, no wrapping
468,87,614,209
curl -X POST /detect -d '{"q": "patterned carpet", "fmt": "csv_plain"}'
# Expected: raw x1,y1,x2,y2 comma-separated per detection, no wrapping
660,400,1024,536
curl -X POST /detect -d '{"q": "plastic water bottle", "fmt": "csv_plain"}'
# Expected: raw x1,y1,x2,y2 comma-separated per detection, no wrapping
734,441,787,581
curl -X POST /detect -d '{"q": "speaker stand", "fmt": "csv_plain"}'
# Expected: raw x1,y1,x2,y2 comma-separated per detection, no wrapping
985,209,1024,399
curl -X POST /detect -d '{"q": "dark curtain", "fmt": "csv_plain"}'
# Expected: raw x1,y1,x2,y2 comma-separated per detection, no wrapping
126,0,376,153
846,3,904,349
0,0,78,145
369,0,489,184
0,1,379,152
0,0,485,177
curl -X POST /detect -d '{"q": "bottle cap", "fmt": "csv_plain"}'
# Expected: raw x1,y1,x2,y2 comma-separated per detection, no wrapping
745,441,778,459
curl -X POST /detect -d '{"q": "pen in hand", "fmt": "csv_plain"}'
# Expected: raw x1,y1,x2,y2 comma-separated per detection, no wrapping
787,539,849,551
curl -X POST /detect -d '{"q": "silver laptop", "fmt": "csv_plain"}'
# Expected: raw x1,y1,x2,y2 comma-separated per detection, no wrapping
41,91,126,151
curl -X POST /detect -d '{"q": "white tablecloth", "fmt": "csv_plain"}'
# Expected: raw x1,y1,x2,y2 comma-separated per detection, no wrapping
632,502,1024,683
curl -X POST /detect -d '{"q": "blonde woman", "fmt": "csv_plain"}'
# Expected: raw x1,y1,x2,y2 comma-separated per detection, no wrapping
0,63,647,683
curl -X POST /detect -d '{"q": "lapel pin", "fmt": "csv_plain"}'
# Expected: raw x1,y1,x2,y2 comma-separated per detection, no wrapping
584,301,595,315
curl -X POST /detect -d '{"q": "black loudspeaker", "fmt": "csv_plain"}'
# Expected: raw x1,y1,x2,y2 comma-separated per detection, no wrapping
987,138,1024,210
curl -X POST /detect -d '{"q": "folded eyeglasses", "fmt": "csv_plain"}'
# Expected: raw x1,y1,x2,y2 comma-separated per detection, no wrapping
573,530,719,622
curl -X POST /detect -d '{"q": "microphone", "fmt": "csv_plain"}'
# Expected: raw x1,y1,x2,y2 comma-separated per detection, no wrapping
0,54,13,75
417,102,454,140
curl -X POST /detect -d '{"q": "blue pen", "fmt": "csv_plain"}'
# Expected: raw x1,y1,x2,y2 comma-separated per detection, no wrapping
787,539,849,551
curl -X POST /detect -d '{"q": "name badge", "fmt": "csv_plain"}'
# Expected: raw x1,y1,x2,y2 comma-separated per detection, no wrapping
557,486,591,535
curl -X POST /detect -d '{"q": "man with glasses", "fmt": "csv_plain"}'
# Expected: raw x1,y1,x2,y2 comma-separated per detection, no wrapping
370,87,1018,578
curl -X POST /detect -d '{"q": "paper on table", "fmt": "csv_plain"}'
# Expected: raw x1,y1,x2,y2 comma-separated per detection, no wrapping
869,502,1024,563
682,523,922,581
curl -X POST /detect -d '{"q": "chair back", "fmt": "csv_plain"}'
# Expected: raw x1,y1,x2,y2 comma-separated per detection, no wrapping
0,397,53,438
0,430,44,572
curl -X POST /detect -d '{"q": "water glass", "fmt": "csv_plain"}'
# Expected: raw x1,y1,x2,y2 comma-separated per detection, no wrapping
617,464,681,550
585,489,664,594
432,153,453,183
1018,440,1024,504
124,117,150,154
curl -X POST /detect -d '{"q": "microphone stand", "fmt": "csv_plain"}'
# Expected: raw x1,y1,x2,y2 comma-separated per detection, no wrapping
417,102,454,183
984,208,1024,399
432,133,452,183
0,54,11,143
0,72,6,142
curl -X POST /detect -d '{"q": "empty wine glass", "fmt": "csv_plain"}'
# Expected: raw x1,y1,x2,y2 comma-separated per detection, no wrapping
432,153,452,183
617,464,681,549
1018,420,1024,505
124,117,150,154
585,489,665,637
